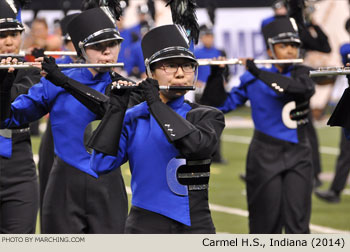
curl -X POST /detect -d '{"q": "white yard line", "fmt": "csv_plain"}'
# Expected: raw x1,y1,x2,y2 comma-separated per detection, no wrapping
33,148,347,233
222,134,340,156
125,186,349,234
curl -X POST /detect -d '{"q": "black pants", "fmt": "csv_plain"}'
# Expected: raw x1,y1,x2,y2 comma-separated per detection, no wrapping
41,157,128,234
306,118,322,179
38,119,55,215
0,134,39,233
125,190,215,234
331,131,350,193
246,130,313,234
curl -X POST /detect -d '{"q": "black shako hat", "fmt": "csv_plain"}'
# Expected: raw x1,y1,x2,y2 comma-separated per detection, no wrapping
60,13,79,41
67,8,123,57
262,16,301,49
0,0,24,32
141,24,197,70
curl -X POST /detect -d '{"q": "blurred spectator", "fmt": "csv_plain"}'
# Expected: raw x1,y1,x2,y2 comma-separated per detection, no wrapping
261,0,288,30
128,4,152,41
194,25,226,102
123,22,150,80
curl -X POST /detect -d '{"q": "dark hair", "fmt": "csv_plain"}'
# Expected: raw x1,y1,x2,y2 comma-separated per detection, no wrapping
346,18,350,34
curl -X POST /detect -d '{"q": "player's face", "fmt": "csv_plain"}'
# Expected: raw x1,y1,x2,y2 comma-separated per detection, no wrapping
151,58,197,102
0,31,21,54
85,39,121,73
271,42,299,60
85,40,120,63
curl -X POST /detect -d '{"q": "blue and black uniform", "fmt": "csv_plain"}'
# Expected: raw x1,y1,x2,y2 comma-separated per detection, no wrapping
1,68,128,234
37,55,74,212
90,92,225,233
202,63,315,233
0,67,40,233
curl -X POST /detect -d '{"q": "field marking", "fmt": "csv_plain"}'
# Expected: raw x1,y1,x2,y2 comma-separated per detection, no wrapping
222,134,340,156
125,186,349,234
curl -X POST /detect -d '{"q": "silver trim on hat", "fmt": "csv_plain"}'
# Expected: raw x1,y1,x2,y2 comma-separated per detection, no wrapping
0,18,24,32
268,32,301,45
146,46,197,66
78,28,123,50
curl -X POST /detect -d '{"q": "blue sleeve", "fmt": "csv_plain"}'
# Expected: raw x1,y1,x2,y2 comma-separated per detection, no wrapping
217,72,251,113
4,77,53,127
340,44,350,65
90,117,130,176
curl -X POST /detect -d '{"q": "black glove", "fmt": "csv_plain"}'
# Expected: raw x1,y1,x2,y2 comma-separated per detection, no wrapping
199,65,227,107
138,78,161,106
109,87,131,110
87,90,130,156
32,48,45,58
246,59,261,77
42,56,68,87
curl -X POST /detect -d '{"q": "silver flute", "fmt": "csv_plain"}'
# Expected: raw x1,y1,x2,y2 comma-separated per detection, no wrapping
0,51,77,57
197,58,304,66
111,84,196,91
0,62,124,69
309,67,350,77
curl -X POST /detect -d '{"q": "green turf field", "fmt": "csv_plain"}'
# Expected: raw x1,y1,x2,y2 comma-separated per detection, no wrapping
30,114,350,234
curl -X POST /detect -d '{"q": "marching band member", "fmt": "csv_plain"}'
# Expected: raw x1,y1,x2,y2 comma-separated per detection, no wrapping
201,17,315,234
37,13,80,231
88,24,225,233
0,7,131,233
0,0,40,234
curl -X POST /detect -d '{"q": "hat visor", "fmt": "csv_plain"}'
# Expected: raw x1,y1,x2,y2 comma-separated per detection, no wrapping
271,37,301,45
0,23,24,32
84,31,123,47
150,50,197,65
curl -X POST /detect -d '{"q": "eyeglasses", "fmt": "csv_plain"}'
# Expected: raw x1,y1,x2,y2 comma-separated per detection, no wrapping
160,62,197,73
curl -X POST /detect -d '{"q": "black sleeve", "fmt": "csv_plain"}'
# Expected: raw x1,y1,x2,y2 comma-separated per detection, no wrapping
327,87,350,128
174,104,225,160
252,66,315,100
87,91,130,156
149,101,225,160
299,24,331,53
61,77,109,118
199,65,228,107
10,68,41,100
1,68,41,121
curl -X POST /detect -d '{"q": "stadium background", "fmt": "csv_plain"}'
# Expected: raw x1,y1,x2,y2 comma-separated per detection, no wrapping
18,0,350,233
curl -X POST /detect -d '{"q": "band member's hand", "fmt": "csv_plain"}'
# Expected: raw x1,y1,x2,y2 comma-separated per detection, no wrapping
42,56,68,87
0,57,18,73
108,80,134,109
210,56,227,77
246,59,261,77
139,78,161,105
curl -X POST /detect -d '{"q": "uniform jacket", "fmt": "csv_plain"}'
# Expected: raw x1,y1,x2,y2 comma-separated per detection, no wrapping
0,68,41,158
91,96,225,225
217,65,314,143
3,68,111,176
